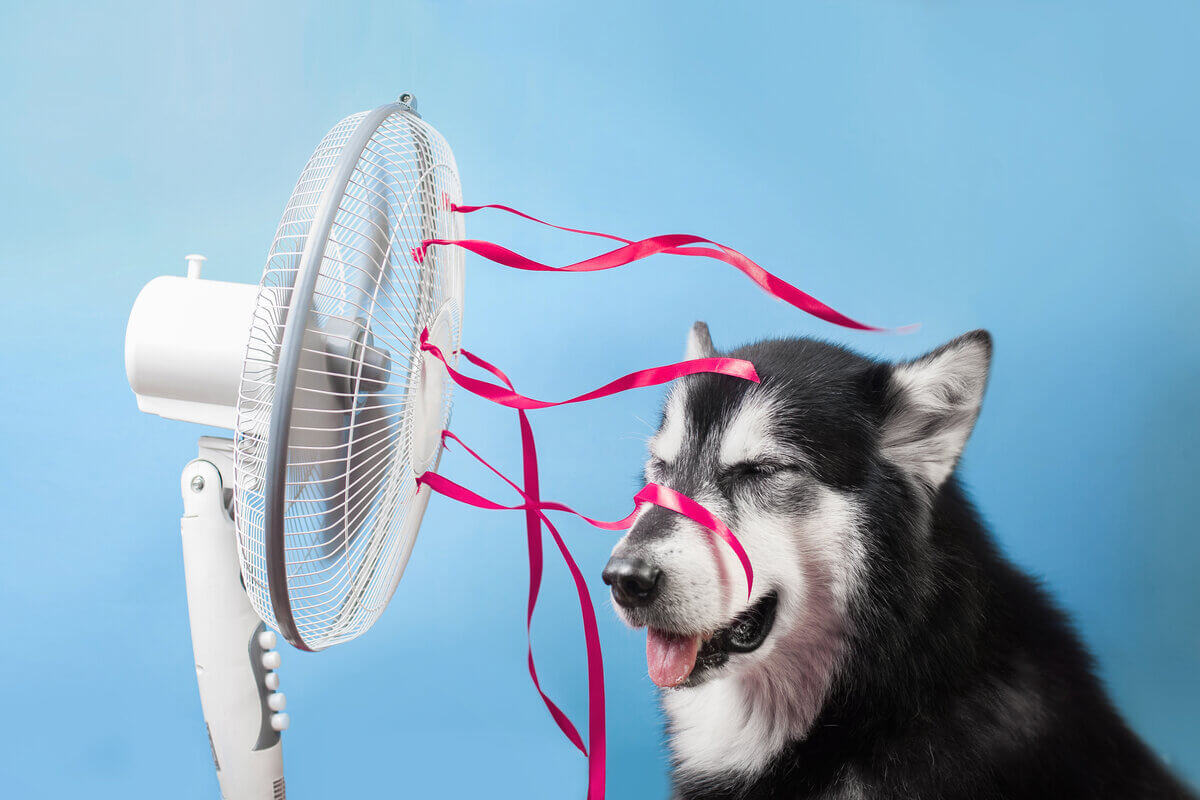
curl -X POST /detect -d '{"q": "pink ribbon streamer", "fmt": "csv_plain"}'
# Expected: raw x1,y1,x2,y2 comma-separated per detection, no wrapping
407,199,913,797
631,483,753,598
419,459,753,600
419,328,759,410
416,340,759,800
431,348,593,758
412,202,916,333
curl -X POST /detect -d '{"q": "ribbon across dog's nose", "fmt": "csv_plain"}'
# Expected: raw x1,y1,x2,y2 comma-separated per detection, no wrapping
602,556,662,608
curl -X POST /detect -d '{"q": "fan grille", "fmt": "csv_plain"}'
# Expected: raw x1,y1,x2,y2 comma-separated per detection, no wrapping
233,104,464,650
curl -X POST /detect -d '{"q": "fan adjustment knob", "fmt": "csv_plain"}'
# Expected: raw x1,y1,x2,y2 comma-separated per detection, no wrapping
257,630,277,650
261,651,281,670
264,672,280,691
267,692,287,712
270,713,290,732
184,254,206,279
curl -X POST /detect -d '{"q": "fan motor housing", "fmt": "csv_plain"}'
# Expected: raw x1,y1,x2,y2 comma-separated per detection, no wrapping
125,272,259,429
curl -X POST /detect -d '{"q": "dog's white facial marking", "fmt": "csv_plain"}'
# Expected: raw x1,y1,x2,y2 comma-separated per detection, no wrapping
648,387,688,466
799,488,867,615
883,331,991,491
665,486,865,781
705,485,805,618
718,394,786,467
609,510,732,635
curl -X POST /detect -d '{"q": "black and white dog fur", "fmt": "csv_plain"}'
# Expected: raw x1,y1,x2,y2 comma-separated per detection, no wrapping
603,323,1195,800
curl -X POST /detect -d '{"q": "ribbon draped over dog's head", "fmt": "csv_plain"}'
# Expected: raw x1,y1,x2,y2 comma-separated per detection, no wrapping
410,201,912,800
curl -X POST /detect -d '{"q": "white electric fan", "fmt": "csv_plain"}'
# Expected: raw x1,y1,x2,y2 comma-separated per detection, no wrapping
125,94,465,799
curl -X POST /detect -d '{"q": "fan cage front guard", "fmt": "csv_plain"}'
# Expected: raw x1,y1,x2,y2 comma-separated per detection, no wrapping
233,101,465,651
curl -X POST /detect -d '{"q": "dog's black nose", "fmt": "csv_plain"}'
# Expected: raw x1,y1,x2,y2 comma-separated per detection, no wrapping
602,556,661,608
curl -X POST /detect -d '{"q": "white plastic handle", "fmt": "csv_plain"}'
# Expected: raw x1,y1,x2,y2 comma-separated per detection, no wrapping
181,459,285,800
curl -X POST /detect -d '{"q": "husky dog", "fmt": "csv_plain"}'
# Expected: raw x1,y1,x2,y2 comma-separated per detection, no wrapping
603,323,1195,800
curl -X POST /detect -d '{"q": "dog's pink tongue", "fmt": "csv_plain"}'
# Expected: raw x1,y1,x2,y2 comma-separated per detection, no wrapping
646,629,701,688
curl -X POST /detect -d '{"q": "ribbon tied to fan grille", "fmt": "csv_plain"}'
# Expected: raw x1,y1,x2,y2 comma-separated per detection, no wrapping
412,202,912,799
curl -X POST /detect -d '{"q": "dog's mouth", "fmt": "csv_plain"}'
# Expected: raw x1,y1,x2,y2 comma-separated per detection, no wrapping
645,591,779,688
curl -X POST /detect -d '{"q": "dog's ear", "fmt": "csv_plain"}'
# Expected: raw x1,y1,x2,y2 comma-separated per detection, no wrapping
881,330,992,491
685,321,715,360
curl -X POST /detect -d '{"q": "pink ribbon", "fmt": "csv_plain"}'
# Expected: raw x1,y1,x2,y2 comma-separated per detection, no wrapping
419,328,759,410
428,347,595,759
421,434,753,597
415,340,759,800
407,199,913,797
412,202,916,333
631,483,753,598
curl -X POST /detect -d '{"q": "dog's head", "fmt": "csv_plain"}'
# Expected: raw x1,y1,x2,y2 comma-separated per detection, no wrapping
604,322,992,703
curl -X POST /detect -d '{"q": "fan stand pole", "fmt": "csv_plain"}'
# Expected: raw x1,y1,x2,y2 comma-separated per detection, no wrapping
180,437,287,800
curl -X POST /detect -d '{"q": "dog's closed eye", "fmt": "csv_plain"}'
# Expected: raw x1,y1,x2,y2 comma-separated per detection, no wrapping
725,461,789,481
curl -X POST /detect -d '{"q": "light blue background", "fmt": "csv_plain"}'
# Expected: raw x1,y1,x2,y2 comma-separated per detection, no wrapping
1,1,1196,797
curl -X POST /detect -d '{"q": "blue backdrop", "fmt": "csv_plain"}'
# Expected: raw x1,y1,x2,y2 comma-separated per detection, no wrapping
1,1,1196,797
